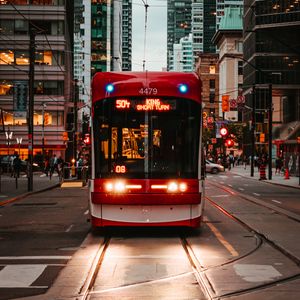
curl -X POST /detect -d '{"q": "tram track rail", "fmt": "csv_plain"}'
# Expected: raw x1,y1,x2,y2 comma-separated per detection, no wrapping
183,191,300,299
79,236,111,300
208,180,300,223
76,212,299,300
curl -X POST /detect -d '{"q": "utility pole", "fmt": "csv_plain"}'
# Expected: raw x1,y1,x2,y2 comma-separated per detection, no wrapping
28,26,35,192
73,79,79,161
42,103,46,159
268,84,273,180
251,85,256,177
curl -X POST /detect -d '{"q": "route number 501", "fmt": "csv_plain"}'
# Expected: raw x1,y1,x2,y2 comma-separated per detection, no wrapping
139,88,158,95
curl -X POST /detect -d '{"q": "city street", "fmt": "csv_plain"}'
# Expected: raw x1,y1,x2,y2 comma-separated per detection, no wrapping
0,168,299,300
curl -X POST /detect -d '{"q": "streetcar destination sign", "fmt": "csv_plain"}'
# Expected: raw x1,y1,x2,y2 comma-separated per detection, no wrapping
115,98,176,111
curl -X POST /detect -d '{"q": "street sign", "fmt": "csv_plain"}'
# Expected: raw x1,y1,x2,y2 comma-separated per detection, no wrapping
13,81,28,112
230,99,237,109
237,95,245,104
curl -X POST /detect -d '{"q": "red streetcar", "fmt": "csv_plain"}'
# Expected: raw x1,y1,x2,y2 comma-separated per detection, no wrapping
89,72,204,228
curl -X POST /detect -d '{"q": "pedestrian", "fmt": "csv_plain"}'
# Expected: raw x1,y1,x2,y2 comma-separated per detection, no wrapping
49,154,58,179
243,155,247,170
44,156,50,176
275,156,283,175
77,155,84,179
13,154,21,178
9,154,16,177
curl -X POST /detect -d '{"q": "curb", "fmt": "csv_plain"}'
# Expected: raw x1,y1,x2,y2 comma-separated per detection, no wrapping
0,183,60,206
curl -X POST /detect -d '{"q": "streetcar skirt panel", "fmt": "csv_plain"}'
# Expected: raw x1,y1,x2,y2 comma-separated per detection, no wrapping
90,203,202,227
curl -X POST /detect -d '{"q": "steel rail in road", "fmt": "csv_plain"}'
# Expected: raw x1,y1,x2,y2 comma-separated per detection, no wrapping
201,193,300,299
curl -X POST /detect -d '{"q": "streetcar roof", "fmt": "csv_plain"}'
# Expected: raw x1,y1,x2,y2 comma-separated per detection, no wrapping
92,72,202,104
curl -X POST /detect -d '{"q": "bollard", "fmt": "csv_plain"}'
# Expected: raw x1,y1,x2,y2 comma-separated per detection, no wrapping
259,164,267,180
71,164,76,177
284,168,290,180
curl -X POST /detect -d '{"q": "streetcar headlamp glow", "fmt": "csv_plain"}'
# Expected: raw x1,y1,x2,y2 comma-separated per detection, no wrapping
114,181,126,192
179,84,188,93
168,182,178,192
105,182,114,192
106,84,114,93
179,183,187,192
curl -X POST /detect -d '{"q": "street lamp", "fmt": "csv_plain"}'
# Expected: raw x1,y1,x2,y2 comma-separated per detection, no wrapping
16,137,22,155
42,103,46,159
5,127,13,173
5,128,13,156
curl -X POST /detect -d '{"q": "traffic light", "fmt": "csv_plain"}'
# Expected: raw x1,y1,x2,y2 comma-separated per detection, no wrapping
225,138,234,147
62,131,68,141
222,95,230,112
220,127,229,138
84,133,91,145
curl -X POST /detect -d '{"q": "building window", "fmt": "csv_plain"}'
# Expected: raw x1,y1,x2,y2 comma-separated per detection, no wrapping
209,65,216,74
209,93,215,103
0,81,13,95
34,81,64,95
0,20,14,35
15,51,30,65
238,61,243,75
0,50,14,65
209,79,215,89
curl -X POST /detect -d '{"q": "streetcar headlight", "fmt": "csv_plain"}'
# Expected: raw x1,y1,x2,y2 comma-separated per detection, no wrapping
105,182,114,192
167,182,178,192
179,183,187,192
114,181,126,192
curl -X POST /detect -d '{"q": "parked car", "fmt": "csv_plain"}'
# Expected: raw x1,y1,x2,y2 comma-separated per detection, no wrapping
205,159,225,174
0,155,40,173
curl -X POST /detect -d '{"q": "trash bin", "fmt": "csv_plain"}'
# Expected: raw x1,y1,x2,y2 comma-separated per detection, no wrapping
63,167,70,179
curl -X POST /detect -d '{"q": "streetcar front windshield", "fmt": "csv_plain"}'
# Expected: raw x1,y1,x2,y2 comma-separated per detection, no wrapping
93,97,201,179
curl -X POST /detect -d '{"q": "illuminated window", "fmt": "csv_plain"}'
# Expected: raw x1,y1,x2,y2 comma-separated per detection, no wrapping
209,65,216,74
15,51,29,65
0,51,14,65
0,81,13,95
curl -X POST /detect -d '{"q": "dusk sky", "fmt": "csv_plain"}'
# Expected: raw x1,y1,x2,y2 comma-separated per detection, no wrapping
132,0,167,71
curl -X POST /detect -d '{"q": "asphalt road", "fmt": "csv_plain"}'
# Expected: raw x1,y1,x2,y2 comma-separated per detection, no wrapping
0,176,299,300
207,172,300,216
0,186,89,300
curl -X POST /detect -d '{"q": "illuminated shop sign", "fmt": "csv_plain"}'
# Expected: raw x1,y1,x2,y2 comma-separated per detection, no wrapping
115,98,176,111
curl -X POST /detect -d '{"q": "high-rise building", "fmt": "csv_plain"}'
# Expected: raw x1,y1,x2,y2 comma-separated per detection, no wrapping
243,0,300,164
0,0,73,160
212,7,243,122
173,33,193,72
167,0,192,70
191,0,203,59
122,0,132,71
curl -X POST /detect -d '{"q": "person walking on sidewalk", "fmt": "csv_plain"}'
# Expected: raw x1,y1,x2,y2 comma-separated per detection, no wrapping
49,154,58,179
275,156,283,175
243,155,248,170
13,154,21,178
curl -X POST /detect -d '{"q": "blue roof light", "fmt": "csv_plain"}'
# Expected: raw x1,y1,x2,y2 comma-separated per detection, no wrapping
106,84,114,93
179,84,188,93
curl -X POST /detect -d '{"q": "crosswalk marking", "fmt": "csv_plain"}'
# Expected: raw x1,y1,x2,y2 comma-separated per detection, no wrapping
0,265,47,288
0,256,71,260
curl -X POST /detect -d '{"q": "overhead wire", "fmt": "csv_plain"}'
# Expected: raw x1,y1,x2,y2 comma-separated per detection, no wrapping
141,0,149,71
